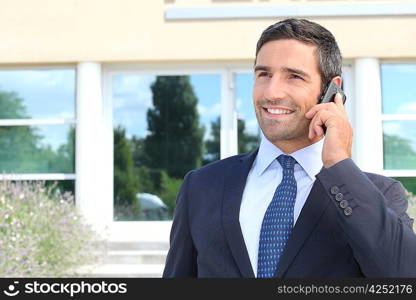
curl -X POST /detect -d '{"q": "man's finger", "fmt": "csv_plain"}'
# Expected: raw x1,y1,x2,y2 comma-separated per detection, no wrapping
334,93,345,111
305,108,318,119
308,110,326,139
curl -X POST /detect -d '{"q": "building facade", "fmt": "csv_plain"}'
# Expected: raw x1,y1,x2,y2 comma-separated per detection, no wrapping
0,0,415,240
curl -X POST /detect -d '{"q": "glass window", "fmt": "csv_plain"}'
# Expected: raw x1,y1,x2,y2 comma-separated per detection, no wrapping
383,120,416,170
235,73,260,154
0,68,76,177
112,74,221,221
382,64,416,230
0,124,75,173
381,64,416,170
44,180,76,197
381,64,416,115
0,69,75,119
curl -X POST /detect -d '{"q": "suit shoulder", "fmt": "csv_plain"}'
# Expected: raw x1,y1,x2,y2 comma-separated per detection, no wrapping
183,152,255,182
192,153,248,176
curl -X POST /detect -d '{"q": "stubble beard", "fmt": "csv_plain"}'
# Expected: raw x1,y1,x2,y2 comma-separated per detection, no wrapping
256,109,310,144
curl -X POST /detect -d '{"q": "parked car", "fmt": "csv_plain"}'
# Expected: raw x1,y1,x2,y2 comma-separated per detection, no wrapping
136,193,169,220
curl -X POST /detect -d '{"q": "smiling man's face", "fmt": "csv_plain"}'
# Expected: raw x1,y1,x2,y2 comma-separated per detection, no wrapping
253,39,323,149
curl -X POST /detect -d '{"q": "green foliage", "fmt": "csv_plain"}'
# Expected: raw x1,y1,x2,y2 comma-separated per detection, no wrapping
113,126,141,219
53,125,76,173
203,117,259,164
0,90,75,173
0,181,101,277
384,134,416,169
203,116,221,164
143,76,204,179
0,90,29,119
134,166,156,196
238,118,260,154
159,171,183,215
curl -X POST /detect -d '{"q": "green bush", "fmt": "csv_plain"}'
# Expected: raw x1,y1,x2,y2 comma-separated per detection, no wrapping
159,171,182,217
0,180,102,277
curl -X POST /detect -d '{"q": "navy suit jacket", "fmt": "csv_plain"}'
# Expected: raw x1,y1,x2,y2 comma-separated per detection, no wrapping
163,151,416,277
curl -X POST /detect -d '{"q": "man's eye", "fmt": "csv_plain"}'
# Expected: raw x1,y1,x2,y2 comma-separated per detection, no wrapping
257,72,269,77
290,74,303,80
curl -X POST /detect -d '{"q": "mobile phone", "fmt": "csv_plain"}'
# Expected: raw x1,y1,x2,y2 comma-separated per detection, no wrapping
318,81,347,104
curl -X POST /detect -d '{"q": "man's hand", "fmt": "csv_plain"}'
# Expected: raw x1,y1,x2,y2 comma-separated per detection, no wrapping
305,93,353,168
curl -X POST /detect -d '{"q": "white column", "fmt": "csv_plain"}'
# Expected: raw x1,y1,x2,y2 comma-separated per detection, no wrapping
76,62,112,235
354,58,384,173
220,70,238,159
342,64,357,161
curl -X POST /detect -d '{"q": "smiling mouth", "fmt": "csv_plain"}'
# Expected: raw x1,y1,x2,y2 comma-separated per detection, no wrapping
263,107,295,116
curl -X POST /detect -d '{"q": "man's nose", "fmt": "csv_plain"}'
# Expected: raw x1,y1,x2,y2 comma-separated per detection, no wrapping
263,76,287,101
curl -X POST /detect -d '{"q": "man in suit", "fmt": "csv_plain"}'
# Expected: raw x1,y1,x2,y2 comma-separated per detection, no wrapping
163,18,416,278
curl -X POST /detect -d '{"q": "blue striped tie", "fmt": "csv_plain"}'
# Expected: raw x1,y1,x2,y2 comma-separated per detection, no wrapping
257,155,297,278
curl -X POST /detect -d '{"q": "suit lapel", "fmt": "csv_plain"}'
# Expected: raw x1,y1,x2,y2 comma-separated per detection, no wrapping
275,179,331,278
222,151,257,278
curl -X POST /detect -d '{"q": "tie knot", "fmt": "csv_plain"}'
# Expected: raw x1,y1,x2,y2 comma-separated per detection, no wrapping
277,155,296,170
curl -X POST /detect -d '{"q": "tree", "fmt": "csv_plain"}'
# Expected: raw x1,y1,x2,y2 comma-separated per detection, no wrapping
203,116,221,164
143,76,204,179
113,126,140,213
0,90,29,119
383,133,416,170
0,90,49,173
203,116,259,165
0,89,77,196
159,171,183,216
54,125,75,173
238,118,260,154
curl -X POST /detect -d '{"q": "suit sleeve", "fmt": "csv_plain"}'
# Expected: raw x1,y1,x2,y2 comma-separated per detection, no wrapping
316,159,416,277
162,171,197,278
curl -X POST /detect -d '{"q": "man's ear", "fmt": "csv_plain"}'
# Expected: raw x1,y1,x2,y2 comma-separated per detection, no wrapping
332,76,342,88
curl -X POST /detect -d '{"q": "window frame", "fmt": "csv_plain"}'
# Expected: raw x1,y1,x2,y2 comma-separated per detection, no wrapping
380,61,416,178
0,65,77,181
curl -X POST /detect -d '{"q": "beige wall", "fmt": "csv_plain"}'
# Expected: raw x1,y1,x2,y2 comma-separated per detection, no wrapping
0,0,415,64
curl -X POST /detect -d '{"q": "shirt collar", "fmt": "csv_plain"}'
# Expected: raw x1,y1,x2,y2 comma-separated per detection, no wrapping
256,133,324,180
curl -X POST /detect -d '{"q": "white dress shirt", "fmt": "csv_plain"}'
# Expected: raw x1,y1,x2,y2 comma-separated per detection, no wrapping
239,134,324,277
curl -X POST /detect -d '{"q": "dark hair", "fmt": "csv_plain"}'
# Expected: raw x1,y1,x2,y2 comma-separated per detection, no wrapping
255,18,342,91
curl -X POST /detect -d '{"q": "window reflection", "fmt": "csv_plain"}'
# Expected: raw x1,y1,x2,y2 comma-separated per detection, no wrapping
44,180,75,197
0,69,75,119
381,64,416,115
235,73,260,154
113,74,221,221
383,121,416,170
0,124,75,173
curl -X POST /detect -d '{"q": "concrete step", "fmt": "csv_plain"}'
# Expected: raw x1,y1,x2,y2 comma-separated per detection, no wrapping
77,264,165,278
106,250,167,265
75,240,169,277
107,241,169,251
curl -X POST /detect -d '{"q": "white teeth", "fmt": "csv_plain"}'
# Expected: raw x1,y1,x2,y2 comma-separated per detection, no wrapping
267,108,292,114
